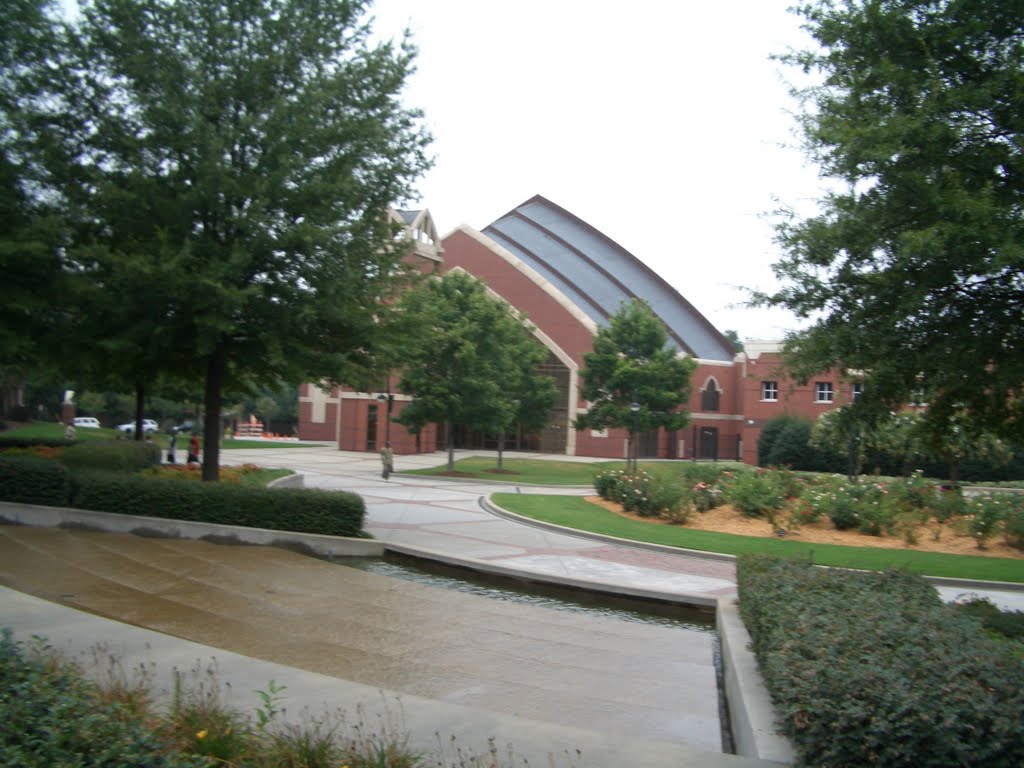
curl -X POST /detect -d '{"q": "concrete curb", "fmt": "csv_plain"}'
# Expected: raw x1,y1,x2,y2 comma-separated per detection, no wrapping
383,540,721,610
481,496,736,564
480,497,1024,594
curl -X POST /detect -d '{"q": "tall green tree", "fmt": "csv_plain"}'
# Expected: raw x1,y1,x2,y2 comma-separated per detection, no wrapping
493,335,558,471
574,299,696,468
50,0,431,477
395,271,556,471
0,1,71,405
757,0,1024,444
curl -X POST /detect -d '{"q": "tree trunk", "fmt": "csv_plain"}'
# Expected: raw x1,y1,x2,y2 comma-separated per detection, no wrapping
446,421,454,472
497,432,505,471
201,347,227,482
133,383,145,441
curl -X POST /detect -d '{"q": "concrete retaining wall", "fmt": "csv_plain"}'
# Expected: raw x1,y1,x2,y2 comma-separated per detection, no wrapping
717,600,795,764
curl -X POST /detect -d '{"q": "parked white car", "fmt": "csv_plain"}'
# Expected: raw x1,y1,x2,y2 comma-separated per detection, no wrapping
116,419,159,434
72,417,101,428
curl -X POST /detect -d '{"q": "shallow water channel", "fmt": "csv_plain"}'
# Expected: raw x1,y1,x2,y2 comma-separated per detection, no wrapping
328,552,729,753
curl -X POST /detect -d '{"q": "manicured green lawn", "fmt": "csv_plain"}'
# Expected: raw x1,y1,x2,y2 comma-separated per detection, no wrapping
408,457,746,485
492,493,1024,583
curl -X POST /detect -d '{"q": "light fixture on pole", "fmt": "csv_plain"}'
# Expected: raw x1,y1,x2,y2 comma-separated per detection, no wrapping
630,399,640,473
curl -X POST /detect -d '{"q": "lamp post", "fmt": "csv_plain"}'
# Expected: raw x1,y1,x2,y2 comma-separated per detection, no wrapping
630,399,640,473
376,392,394,447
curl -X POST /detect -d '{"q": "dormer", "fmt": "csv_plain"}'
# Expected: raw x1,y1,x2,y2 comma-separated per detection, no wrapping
390,208,444,267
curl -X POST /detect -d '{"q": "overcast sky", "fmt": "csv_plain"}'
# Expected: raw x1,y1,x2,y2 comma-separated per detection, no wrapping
370,0,830,342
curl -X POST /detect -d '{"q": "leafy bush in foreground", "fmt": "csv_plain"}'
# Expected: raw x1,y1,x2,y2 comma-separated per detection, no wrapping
0,630,209,767
738,556,1024,768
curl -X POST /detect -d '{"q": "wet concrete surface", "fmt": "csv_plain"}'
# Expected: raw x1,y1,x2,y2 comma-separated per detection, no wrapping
0,524,723,752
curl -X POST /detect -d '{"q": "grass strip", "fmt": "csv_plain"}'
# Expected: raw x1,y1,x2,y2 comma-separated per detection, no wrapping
407,457,746,486
492,493,1024,583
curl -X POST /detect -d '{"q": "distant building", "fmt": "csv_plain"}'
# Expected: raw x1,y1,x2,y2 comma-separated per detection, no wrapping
298,196,855,463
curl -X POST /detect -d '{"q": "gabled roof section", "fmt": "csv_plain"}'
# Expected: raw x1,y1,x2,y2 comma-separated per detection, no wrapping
390,208,443,263
482,195,736,361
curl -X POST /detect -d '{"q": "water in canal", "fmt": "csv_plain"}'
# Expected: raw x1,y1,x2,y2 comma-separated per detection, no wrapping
329,552,728,753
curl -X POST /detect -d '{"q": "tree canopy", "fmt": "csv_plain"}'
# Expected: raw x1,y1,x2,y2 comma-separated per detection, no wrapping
574,299,696,460
758,0,1024,443
3,0,431,477
395,271,557,471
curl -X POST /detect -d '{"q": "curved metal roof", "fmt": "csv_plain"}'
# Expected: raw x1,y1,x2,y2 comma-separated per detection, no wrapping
482,195,736,361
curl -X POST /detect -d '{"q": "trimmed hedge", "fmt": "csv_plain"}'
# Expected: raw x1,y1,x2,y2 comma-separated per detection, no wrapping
59,440,162,473
0,453,365,538
0,456,73,506
0,437,72,449
71,471,365,537
737,555,1024,767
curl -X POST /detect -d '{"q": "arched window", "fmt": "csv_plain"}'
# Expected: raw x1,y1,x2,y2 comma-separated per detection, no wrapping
701,378,720,412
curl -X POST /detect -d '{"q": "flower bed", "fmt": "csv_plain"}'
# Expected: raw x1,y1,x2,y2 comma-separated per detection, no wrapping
592,466,1024,558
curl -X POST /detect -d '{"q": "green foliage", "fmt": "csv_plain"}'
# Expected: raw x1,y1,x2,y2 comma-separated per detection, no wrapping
759,0,1024,446
965,492,1021,550
932,484,966,522
1004,503,1024,550
756,415,796,467
59,439,162,473
2,631,427,768
0,455,73,506
16,0,432,481
722,468,792,521
574,299,696,437
951,598,1024,644
67,472,365,537
0,629,211,767
593,468,688,521
737,557,1024,768
397,271,557,469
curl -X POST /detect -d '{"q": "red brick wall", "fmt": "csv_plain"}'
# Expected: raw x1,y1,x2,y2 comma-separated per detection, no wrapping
442,228,595,379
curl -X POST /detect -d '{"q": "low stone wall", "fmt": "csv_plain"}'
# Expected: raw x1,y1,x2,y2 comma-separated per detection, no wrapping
716,600,795,764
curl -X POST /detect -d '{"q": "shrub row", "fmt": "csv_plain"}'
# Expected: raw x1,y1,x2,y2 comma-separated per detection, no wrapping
757,414,1024,481
0,456,365,538
0,456,74,506
0,630,210,768
0,436,73,449
60,439,163,473
737,555,1024,768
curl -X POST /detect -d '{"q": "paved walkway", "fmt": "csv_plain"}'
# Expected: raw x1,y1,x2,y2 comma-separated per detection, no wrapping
224,445,1024,611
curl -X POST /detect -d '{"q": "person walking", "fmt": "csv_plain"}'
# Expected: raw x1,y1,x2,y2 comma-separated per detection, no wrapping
187,433,201,466
380,442,394,480
167,430,177,464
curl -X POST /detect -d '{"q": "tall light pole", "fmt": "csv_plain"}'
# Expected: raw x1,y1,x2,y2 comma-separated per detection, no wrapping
377,392,394,446
630,398,640,473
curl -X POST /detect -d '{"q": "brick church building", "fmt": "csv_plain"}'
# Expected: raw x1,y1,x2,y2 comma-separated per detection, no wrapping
298,196,857,465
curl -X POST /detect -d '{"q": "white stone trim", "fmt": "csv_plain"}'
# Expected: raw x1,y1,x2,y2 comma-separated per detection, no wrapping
450,224,599,335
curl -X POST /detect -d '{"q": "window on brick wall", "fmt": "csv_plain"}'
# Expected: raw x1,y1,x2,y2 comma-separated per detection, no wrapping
761,381,778,401
815,382,834,403
702,378,720,411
